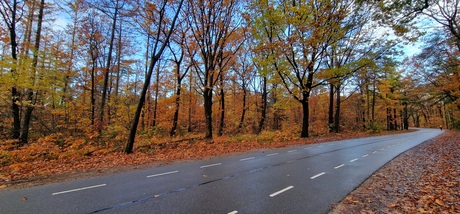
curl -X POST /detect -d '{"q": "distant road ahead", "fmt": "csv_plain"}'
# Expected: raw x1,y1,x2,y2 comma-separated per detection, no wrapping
0,128,442,214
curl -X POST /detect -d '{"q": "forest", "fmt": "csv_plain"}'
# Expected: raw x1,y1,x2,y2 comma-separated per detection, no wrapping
0,0,459,164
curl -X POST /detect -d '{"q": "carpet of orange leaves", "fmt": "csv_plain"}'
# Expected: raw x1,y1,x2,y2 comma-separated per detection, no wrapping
331,130,460,213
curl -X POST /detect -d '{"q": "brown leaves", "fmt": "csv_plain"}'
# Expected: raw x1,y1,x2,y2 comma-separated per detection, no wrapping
331,131,460,213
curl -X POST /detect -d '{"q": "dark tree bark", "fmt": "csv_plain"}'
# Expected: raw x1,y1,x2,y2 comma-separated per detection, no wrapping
257,76,267,134
218,75,225,136
333,84,341,133
328,83,334,132
203,87,213,139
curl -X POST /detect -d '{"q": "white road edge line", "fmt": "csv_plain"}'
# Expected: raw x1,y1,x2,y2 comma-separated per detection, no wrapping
240,157,255,161
200,163,222,168
288,150,297,153
269,186,294,197
304,147,311,150
350,158,358,162
362,154,369,158
228,211,238,214
147,170,179,178
310,172,326,179
52,184,106,195
334,164,345,169
266,153,279,156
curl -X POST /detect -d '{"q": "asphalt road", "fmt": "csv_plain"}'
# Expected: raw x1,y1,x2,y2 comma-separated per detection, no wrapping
0,128,442,214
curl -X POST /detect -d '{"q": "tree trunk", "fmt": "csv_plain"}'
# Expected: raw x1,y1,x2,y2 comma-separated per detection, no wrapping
188,70,193,132
4,0,21,140
257,76,267,134
204,87,213,139
393,108,398,130
169,84,182,136
218,76,225,136
91,60,96,126
403,102,409,130
300,97,309,138
115,17,122,97
99,0,119,132
20,0,45,145
328,82,334,132
237,84,247,132
333,84,341,133
371,80,376,126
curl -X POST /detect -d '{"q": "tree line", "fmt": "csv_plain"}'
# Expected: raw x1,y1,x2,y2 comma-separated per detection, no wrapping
0,0,458,154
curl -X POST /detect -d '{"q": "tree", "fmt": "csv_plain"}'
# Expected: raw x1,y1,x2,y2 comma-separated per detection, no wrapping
125,0,184,154
87,0,124,132
258,0,348,137
19,0,46,145
0,0,25,140
186,0,242,139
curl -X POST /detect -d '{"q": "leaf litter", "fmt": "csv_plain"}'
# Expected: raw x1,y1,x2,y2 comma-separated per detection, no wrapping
330,131,460,213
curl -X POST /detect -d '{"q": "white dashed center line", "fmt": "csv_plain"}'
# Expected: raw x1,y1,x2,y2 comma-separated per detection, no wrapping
372,151,377,153
200,163,222,168
228,211,238,214
266,153,279,156
350,158,358,162
52,184,106,196
270,186,294,197
288,150,297,153
334,164,345,169
240,157,255,161
147,170,179,178
310,172,326,179
362,154,369,158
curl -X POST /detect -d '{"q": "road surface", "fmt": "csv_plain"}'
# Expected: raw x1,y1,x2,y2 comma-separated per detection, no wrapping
0,128,442,214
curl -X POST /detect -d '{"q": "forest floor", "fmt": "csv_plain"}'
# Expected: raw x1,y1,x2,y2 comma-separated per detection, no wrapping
1,130,459,213
331,130,460,213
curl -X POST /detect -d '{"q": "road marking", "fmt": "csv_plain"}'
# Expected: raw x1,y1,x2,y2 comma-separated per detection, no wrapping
52,184,106,195
270,186,294,197
304,147,311,150
380,148,385,151
200,163,222,168
362,154,369,158
147,170,178,178
288,150,297,153
228,211,238,214
350,158,358,162
318,145,324,148
240,157,255,161
372,151,377,153
266,153,279,156
310,172,326,179
334,164,345,169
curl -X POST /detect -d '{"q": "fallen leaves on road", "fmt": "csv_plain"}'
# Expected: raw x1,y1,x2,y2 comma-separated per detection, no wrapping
331,131,460,213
